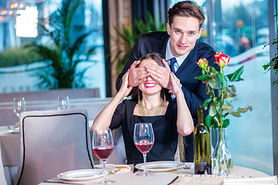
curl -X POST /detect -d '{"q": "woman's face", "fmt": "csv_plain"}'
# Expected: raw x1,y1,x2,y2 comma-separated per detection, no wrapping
138,58,162,95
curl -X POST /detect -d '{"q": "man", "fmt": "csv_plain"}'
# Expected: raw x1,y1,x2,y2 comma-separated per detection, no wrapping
116,1,219,162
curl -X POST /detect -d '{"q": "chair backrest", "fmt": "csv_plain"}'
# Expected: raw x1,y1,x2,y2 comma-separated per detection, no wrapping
0,147,7,185
16,109,94,185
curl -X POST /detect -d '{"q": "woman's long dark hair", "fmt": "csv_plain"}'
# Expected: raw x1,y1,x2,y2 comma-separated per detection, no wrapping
131,53,171,102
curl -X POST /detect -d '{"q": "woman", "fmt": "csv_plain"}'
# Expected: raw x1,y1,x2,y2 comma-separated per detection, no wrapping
92,53,194,164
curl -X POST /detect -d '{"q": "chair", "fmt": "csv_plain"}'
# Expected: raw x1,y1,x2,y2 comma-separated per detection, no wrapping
0,147,7,185
16,109,94,185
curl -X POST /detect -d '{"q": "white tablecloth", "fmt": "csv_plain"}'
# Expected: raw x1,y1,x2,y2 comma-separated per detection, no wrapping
38,163,270,185
0,126,20,167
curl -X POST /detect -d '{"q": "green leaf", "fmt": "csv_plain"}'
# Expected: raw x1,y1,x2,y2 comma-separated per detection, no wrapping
209,66,218,73
228,85,236,93
208,74,220,89
230,112,241,117
222,102,234,112
222,119,230,128
209,103,217,117
237,106,252,113
226,92,237,101
205,115,212,127
227,66,244,82
195,74,212,81
203,98,212,107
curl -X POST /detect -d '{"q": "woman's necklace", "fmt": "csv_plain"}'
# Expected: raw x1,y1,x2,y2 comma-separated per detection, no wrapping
139,101,164,116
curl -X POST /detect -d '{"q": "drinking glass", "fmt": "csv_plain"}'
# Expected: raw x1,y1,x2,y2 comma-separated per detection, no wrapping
92,129,114,184
133,123,155,176
13,97,26,118
57,96,70,110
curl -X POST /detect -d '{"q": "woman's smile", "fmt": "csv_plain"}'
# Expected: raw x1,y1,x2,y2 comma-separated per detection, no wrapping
144,82,156,88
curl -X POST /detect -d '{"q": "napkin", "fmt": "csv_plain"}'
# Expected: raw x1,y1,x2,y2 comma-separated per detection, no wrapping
223,176,277,185
114,165,131,173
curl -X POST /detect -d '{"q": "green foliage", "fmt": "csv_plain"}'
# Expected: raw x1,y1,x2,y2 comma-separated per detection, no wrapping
263,35,278,85
0,47,42,67
113,12,166,74
196,57,252,128
25,0,94,89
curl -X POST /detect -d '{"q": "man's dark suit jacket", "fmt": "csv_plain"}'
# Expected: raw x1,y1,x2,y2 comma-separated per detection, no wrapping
116,31,219,162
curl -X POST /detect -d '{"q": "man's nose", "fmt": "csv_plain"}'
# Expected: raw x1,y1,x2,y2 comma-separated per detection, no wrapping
180,33,187,44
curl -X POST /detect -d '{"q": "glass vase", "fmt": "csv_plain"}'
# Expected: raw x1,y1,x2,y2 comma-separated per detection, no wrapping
211,128,233,175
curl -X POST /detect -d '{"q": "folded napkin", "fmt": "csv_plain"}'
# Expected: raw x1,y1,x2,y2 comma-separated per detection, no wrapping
223,176,277,185
114,165,131,173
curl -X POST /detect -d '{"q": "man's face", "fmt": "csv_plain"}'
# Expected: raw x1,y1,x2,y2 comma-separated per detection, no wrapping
167,16,203,57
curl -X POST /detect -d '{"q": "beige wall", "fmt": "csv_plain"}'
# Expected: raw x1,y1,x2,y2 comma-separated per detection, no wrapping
108,0,132,96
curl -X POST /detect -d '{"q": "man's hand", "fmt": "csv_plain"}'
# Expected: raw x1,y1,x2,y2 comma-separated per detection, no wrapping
128,60,149,87
145,59,171,89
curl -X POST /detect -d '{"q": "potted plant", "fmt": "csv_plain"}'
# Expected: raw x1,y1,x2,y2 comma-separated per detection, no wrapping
25,0,95,89
113,12,166,74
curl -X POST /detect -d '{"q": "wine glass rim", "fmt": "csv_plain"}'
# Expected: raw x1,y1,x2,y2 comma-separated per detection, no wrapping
134,122,152,126
93,128,112,133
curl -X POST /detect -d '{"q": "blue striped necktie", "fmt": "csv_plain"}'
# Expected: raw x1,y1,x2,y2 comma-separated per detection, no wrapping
170,57,177,73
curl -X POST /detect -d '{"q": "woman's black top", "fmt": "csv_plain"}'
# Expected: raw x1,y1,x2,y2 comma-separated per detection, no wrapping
109,99,178,164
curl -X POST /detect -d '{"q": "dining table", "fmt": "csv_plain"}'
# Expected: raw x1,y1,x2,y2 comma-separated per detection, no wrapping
0,125,20,185
0,125,20,167
38,162,274,185
1,124,276,185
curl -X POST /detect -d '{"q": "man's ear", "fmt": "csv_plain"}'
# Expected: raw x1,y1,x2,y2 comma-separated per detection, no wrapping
197,28,204,39
166,23,171,36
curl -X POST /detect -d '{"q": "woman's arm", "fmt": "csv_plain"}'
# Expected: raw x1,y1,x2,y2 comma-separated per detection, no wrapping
92,71,133,131
168,72,194,136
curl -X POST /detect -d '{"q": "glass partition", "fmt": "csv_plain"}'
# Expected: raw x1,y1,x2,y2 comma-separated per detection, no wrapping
168,0,273,175
210,0,273,175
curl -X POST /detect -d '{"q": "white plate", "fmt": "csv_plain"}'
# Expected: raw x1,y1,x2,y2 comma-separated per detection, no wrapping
57,169,105,181
135,161,186,172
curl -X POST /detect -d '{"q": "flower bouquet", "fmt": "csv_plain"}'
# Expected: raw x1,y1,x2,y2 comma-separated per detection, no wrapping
195,52,252,175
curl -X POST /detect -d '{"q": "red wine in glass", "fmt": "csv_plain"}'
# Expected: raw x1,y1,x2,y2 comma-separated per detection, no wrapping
94,146,114,160
92,129,114,184
135,142,153,154
133,123,155,176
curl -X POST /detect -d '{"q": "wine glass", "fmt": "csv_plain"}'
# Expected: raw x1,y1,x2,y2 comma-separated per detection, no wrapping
13,97,26,118
57,96,70,110
92,129,114,184
133,123,155,176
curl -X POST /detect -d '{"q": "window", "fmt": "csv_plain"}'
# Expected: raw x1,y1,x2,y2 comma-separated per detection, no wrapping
0,0,106,98
168,0,273,175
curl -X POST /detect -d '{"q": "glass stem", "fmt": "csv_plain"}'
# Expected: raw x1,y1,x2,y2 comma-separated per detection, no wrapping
103,160,107,181
143,153,147,175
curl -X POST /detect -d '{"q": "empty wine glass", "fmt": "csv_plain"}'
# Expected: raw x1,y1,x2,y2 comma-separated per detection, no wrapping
57,96,70,110
13,97,26,118
133,123,155,176
92,129,114,184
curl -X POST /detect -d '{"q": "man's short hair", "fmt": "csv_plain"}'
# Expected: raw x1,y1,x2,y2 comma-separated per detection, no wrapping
168,1,205,29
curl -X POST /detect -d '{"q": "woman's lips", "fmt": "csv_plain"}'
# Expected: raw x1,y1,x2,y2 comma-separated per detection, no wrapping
144,82,156,88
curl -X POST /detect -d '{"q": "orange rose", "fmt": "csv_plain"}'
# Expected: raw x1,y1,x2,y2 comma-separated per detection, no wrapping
196,58,208,69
